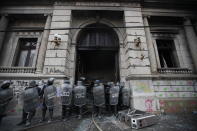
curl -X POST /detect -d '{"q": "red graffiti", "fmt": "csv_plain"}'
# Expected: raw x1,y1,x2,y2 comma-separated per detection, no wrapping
190,101,197,105
159,100,165,107
187,81,193,85
145,99,153,112
8,109,15,113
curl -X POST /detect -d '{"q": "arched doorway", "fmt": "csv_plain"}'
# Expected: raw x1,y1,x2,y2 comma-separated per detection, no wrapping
75,23,120,83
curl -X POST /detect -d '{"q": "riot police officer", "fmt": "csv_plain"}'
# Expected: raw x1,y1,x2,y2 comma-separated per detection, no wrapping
105,82,111,112
93,80,105,118
120,82,130,109
40,78,57,123
61,79,73,120
0,81,13,124
73,81,86,119
38,80,45,90
109,82,120,115
22,80,40,126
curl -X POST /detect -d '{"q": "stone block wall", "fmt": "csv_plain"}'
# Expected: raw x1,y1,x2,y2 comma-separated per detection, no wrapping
43,8,72,77
129,79,197,113
124,9,151,76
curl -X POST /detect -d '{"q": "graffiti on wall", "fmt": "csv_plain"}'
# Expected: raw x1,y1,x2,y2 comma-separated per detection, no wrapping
45,67,64,74
7,79,63,114
134,82,153,93
145,99,153,112
159,100,197,113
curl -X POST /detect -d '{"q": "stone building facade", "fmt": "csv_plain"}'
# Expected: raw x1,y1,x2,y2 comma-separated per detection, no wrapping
0,0,197,114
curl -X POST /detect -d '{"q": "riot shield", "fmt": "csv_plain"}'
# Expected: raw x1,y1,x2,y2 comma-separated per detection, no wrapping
93,84,105,107
0,88,13,105
109,85,120,105
0,88,14,114
23,88,39,113
44,85,57,108
61,83,73,106
122,87,130,106
5,97,17,113
73,84,86,107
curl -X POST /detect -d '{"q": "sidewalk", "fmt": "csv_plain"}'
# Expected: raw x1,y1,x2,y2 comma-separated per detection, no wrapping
1,113,197,131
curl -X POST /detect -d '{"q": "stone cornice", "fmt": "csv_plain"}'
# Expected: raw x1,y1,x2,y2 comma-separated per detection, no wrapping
126,74,197,80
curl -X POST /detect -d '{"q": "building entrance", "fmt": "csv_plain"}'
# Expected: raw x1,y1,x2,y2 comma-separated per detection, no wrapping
76,50,119,83
75,23,120,84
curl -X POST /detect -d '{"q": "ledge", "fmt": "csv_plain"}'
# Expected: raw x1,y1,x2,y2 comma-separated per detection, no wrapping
157,68,192,74
0,67,36,74
126,74,197,80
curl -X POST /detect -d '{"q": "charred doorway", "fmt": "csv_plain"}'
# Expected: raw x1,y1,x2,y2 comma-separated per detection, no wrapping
75,23,119,83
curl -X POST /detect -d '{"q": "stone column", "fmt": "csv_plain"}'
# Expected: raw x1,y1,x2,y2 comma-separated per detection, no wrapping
0,14,9,52
143,16,158,73
36,14,52,73
184,18,197,72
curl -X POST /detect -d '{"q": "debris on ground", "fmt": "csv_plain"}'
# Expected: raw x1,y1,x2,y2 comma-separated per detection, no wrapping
1,112,197,131
117,109,159,129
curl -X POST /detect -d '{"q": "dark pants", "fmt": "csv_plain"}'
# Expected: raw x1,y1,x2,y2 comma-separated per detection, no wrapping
62,105,71,119
110,105,118,114
42,103,53,120
94,106,103,116
19,109,36,124
76,106,84,119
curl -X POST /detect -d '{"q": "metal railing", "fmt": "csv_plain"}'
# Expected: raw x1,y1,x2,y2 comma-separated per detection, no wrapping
0,67,36,73
158,68,192,74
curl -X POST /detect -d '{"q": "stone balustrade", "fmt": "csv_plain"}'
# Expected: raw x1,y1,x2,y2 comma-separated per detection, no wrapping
0,67,36,73
158,68,192,74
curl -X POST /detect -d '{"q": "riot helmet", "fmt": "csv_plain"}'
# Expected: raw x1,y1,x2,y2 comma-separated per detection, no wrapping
0,80,11,89
120,82,125,87
77,81,83,86
29,80,37,87
94,80,100,86
64,79,70,84
116,82,120,86
79,77,86,81
47,78,55,85
38,80,44,86
108,82,114,87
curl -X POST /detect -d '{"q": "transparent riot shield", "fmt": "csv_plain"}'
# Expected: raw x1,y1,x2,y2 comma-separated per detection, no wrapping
61,83,72,106
0,88,14,114
109,85,120,105
23,88,39,113
73,85,86,107
44,85,57,108
122,87,130,106
93,85,105,107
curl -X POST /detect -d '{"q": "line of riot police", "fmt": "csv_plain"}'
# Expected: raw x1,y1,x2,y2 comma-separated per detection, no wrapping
0,78,131,127
0,81,14,125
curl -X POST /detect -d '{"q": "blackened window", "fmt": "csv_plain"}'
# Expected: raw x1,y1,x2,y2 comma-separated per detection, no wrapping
156,39,179,68
77,23,119,48
15,38,37,67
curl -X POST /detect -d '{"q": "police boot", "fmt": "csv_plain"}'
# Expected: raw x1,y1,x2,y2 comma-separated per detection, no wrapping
25,113,32,127
17,110,27,126
98,107,102,119
25,121,31,127
40,109,46,122
114,105,118,116
66,107,70,118
78,107,82,119
48,109,53,123
62,106,66,120
0,116,2,125
93,106,97,116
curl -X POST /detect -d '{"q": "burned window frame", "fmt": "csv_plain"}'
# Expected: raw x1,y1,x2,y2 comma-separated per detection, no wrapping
14,38,38,67
11,32,42,67
152,33,180,69
156,39,179,68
